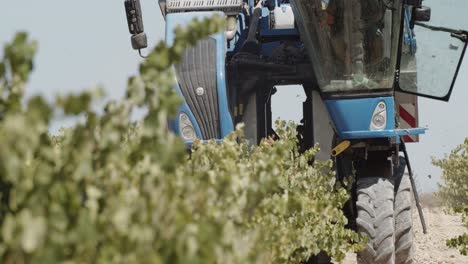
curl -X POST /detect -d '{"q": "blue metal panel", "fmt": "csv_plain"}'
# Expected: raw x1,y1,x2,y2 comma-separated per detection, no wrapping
340,128,426,139
170,80,204,139
259,28,300,38
325,96,426,139
213,32,235,137
325,97,395,134
259,42,280,57
166,12,233,139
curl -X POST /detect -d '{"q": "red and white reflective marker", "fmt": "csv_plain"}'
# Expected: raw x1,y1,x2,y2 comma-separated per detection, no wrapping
396,92,419,143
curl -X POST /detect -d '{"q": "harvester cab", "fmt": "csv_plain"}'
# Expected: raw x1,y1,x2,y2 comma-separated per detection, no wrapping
123,0,467,263
292,0,467,141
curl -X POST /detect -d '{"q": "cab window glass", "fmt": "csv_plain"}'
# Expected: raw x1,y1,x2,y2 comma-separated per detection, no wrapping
398,0,468,100
292,0,403,93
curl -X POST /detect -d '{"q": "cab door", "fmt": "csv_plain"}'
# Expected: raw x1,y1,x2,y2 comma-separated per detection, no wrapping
396,0,468,102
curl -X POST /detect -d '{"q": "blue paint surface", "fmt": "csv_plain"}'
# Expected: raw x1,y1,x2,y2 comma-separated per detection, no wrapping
325,96,426,139
340,128,427,139
213,33,235,137
166,12,233,140
169,81,204,139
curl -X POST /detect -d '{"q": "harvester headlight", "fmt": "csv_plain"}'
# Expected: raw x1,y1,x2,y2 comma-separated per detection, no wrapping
179,112,197,141
370,102,387,130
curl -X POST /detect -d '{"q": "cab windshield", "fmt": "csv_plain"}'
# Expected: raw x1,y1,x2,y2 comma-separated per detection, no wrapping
292,0,403,93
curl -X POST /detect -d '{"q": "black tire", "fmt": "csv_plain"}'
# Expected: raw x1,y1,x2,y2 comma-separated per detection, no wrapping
356,177,395,264
394,159,414,264
304,251,331,264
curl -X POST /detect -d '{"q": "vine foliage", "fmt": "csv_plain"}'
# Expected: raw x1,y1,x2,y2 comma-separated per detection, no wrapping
433,139,468,255
0,18,362,263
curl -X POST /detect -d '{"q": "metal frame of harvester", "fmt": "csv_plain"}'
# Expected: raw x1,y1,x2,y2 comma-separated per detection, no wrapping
124,0,468,263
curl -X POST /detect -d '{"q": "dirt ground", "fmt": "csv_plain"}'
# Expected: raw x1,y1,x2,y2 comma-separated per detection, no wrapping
339,197,468,264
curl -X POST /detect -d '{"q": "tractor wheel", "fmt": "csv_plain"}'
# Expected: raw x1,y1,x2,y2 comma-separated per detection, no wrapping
304,251,331,264
394,160,414,264
356,177,395,264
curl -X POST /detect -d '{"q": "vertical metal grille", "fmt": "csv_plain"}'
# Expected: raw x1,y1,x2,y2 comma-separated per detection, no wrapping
175,38,220,139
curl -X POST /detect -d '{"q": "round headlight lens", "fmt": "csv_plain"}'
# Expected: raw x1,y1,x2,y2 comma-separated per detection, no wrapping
370,101,387,130
372,114,386,128
181,126,196,141
179,112,197,141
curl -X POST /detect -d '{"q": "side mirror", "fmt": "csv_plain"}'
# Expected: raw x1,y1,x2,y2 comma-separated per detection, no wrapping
124,0,148,50
412,6,431,23
405,0,431,28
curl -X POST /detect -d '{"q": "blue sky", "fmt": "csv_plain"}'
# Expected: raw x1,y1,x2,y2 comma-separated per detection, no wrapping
2,0,467,192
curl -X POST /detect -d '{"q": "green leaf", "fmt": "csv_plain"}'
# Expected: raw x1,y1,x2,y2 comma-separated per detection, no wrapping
0,26,363,263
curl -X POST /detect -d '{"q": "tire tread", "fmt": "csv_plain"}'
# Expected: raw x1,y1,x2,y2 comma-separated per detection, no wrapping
394,173,414,264
356,177,395,264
